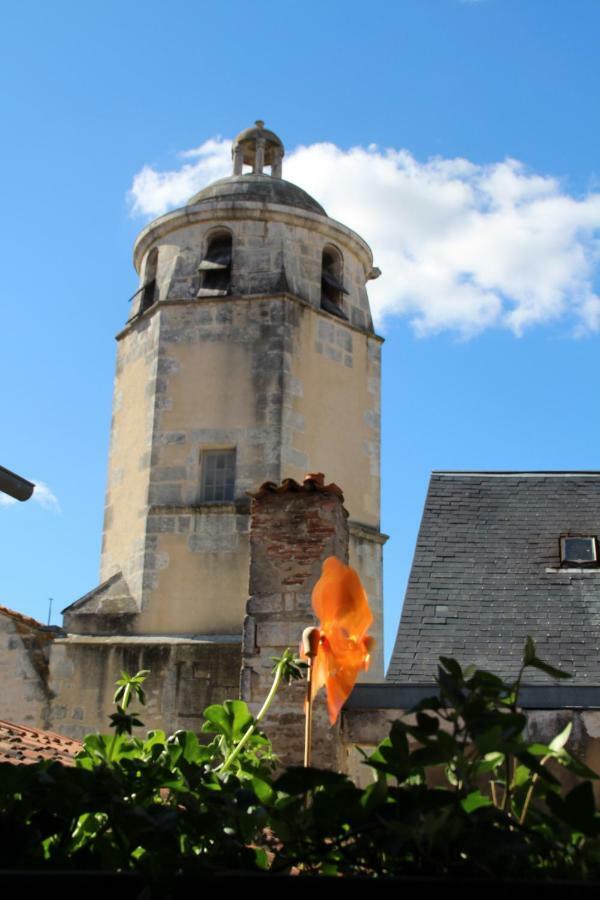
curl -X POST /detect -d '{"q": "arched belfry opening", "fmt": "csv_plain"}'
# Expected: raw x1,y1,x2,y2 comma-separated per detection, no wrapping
231,120,284,177
140,247,158,313
197,229,232,296
321,245,348,319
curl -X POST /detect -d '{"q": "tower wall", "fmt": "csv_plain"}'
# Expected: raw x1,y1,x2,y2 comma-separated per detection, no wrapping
70,124,385,685
132,201,374,330
100,313,159,603
126,295,286,636
101,290,384,677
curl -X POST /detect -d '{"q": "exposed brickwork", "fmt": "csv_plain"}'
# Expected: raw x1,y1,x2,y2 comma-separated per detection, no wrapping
241,479,349,769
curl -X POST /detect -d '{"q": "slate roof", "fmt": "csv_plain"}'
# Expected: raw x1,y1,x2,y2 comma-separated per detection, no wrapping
0,720,81,766
388,472,600,685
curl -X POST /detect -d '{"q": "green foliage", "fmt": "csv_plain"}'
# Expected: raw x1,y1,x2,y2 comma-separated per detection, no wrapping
1,639,600,882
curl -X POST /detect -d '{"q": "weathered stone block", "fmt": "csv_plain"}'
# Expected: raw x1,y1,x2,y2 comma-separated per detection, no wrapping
247,594,284,614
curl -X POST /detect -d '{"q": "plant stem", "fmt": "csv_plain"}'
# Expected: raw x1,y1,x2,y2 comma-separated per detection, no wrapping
490,778,498,808
107,731,118,764
502,755,512,814
519,754,550,825
502,662,526,817
219,657,286,773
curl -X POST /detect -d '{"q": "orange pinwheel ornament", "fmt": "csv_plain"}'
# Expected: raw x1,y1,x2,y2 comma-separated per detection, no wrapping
304,556,374,724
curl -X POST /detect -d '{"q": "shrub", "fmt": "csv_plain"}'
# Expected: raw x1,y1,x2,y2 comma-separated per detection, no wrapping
1,639,599,883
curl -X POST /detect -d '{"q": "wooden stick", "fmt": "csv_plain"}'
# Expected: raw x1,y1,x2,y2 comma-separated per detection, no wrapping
304,658,314,767
302,627,320,768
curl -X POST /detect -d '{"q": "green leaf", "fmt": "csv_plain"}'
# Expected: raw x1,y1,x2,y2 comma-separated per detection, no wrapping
271,649,307,683
227,699,254,741
468,669,505,693
559,753,600,780
79,732,111,760
549,722,572,752
251,775,274,804
461,790,492,813
415,712,440,735
202,704,233,739
360,777,388,813
170,730,203,763
512,764,534,788
273,766,349,795
439,656,463,680
515,750,559,785
523,636,536,666
547,781,600,834
472,752,504,776
254,847,269,870
389,721,410,756
526,742,552,757
445,764,459,787
410,744,452,767
474,726,505,755
202,700,254,744
526,655,572,681
109,707,144,735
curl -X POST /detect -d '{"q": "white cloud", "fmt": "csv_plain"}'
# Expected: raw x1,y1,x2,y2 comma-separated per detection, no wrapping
0,480,60,511
128,137,600,338
129,139,232,217
33,482,61,511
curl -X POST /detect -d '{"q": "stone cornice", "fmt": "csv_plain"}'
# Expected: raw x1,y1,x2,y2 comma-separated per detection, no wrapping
133,200,374,275
116,291,384,344
348,522,388,544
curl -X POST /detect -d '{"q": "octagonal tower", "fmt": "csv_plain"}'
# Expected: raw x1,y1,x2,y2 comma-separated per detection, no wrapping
67,122,385,678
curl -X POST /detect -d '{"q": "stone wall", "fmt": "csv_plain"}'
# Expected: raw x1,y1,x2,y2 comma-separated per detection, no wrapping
0,608,54,728
342,704,600,794
132,200,375,330
47,636,241,740
90,290,387,654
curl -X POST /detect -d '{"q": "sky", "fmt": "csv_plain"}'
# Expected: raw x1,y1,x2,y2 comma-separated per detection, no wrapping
1,0,600,666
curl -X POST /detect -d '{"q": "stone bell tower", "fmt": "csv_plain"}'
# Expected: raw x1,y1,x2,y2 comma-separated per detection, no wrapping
63,121,385,679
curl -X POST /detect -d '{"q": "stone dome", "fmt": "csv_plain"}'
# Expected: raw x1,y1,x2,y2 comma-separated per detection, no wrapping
187,174,326,216
233,122,283,150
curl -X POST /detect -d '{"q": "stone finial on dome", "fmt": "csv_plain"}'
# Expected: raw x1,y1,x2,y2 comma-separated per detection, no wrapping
232,120,285,178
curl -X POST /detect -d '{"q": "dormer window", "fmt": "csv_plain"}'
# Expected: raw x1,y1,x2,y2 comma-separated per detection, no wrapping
197,230,232,297
560,535,599,567
320,246,348,320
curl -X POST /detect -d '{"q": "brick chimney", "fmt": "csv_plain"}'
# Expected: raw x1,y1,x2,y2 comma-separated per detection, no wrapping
241,474,348,769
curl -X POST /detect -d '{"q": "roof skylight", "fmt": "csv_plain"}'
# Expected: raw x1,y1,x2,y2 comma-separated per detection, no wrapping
560,536,599,567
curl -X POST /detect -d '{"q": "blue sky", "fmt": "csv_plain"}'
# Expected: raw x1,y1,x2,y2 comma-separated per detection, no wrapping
1,0,600,666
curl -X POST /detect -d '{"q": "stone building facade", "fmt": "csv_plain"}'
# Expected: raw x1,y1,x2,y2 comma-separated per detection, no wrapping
76,120,385,665
0,122,387,761
3,125,600,781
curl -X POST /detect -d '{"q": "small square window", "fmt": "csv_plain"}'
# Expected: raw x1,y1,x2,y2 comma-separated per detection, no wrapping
200,449,236,502
560,535,599,567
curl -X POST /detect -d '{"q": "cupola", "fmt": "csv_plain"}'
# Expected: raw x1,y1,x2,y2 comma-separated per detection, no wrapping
232,120,284,177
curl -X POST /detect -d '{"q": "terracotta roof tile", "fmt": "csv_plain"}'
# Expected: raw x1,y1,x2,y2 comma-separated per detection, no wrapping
0,720,82,766
249,472,344,501
0,604,47,631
